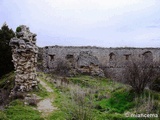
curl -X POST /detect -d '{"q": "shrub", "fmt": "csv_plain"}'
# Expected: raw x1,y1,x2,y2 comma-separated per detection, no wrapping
149,78,160,92
0,111,7,120
134,92,160,114
124,60,160,94
0,24,15,78
54,58,72,76
62,86,95,120
16,27,21,32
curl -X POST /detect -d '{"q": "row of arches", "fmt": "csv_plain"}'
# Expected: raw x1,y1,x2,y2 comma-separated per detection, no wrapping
48,51,153,64
109,51,153,62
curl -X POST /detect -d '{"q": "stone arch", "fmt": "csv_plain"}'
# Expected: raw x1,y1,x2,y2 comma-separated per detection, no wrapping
142,51,153,62
109,52,116,61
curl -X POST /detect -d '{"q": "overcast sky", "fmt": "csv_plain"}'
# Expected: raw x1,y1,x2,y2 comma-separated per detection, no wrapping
0,0,160,47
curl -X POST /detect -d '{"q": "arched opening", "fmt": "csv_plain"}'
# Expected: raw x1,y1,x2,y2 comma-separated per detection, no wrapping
142,51,153,62
109,52,116,61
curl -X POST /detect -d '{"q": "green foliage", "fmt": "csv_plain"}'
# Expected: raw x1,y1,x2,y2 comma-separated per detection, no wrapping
97,89,135,113
0,23,15,78
16,27,21,32
48,75,133,119
2,73,157,120
31,83,49,98
5,100,43,120
20,73,160,120
0,72,15,89
69,75,108,88
98,113,137,120
69,76,91,87
0,111,7,120
47,111,66,120
0,72,15,106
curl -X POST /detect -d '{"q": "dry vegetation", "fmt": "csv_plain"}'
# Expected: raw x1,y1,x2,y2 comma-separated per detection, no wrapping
0,71,160,120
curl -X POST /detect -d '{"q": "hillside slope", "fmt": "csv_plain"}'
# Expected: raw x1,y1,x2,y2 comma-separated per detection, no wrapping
0,72,160,120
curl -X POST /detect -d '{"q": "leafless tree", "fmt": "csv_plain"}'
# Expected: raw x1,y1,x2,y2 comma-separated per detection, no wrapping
54,58,72,76
124,59,160,94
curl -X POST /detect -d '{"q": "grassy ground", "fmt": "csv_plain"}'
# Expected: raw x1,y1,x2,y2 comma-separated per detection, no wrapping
42,73,160,120
0,72,160,120
4,100,43,120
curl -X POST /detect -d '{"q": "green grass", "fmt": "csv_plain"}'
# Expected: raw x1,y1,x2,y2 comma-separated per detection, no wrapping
4,100,43,120
46,74,137,119
95,113,138,120
97,88,135,113
0,72,15,90
0,110,7,120
47,111,66,120
37,72,69,119
1,72,160,120
50,75,160,119
31,83,49,98
69,75,109,88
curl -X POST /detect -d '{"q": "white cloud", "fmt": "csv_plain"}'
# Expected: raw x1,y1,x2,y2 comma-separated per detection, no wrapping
0,0,160,47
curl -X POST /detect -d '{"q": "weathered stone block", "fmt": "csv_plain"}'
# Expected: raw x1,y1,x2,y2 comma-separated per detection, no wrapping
10,25,38,92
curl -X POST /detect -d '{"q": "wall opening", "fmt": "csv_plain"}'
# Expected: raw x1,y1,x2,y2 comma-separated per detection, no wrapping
109,53,116,61
142,51,153,62
66,54,74,60
124,54,130,60
49,54,55,61
66,54,74,63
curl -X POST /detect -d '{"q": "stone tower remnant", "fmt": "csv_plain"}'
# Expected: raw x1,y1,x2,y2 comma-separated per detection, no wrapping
10,25,38,92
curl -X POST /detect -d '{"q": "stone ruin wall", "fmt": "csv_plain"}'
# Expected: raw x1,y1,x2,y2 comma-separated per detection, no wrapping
40,46,160,78
10,25,38,92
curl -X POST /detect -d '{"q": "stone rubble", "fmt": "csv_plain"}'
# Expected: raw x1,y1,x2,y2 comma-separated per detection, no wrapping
77,51,105,77
10,25,38,92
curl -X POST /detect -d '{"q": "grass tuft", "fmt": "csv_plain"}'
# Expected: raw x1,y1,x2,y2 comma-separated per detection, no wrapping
5,100,43,120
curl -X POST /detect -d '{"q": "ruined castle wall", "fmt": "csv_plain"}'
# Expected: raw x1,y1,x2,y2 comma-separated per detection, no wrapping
10,25,38,92
42,46,160,72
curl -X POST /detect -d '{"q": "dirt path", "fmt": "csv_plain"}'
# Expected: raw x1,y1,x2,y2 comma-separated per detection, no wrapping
37,78,57,117
39,79,53,93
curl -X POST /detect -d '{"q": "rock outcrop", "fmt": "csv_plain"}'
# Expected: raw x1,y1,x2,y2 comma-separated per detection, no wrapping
10,25,38,92
77,51,104,77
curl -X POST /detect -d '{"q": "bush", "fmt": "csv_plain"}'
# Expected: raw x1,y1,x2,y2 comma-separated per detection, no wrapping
16,27,21,32
0,111,7,120
124,60,160,94
62,86,95,120
54,58,72,76
149,78,160,92
0,24,15,78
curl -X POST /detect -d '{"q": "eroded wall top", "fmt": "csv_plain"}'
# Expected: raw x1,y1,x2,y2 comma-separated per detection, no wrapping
10,25,38,92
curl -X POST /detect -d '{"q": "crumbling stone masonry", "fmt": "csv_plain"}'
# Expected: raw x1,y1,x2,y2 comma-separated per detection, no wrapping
10,25,38,92
40,46,160,79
